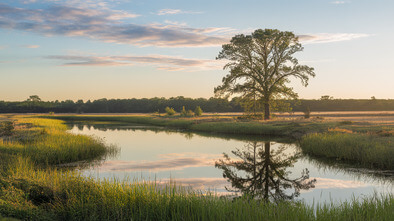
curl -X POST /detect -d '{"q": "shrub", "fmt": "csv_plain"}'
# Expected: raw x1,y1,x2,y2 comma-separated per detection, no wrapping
0,121,14,136
180,106,187,117
164,107,176,116
303,106,311,119
180,106,195,117
194,106,203,116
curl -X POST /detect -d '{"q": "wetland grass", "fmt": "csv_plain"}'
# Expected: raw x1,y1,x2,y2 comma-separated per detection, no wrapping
1,115,393,220
2,157,393,221
300,132,394,170
0,117,116,166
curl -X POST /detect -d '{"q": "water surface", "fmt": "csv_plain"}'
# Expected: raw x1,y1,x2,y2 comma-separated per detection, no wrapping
68,123,393,204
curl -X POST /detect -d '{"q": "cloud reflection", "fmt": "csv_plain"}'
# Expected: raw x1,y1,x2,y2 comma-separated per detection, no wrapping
97,152,221,172
313,177,368,189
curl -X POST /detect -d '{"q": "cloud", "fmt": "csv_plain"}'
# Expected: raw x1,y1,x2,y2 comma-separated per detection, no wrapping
46,54,225,71
95,152,220,172
157,8,202,16
313,177,368,189
22,44,40,48
330,1,348,4
298,33,370,44
0,3,226,47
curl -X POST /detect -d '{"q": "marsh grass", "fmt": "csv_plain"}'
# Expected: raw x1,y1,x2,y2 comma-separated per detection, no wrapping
0,115,393,220
1,158,393,221
0,117,117,166
300,132,394,170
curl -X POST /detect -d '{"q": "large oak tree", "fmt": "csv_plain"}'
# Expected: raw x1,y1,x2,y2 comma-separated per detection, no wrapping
215,29,315,119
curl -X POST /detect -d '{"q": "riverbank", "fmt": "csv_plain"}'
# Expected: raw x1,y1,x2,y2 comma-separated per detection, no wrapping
0,115,393,220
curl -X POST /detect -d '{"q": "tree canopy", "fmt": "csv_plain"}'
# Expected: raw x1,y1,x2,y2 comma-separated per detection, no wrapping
215,29,315,119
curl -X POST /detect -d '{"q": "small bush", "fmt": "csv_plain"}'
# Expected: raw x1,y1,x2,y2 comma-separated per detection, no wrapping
194,106,203,116
180,106,187,117
164,107,176,116
180,106,194,117
0,121,14,136
303,107,311,119
186,110,195,117
338,120,353,125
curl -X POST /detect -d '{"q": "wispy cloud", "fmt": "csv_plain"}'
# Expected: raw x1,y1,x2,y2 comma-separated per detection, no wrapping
330,1,349,5
95,152,220,172
46,54,225,71
0,3,226,47
298,33,370,44
157,8,202,16
313,178,367,189
22,44,40,48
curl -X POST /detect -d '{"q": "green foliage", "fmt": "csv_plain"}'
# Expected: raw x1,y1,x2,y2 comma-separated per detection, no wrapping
164,107,176,116
180,106,187,116
215,29,315,119
180,106,195,117
194,106,203,116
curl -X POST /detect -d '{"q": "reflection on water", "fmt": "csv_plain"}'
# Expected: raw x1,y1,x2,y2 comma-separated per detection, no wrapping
68,122,393,205
216,141,316,201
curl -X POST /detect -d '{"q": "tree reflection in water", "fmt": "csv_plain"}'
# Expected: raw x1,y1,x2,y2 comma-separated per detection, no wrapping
215,141,316,201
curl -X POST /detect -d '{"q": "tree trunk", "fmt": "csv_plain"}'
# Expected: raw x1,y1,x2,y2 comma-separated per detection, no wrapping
264,102,270,120
263,142,271,201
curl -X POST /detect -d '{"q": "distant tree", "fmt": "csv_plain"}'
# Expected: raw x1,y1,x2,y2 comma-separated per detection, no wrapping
371,96,376,100
194,106,203,116
26,95,41,102
320,95,333,100
165,107,176,116
215,29,315,120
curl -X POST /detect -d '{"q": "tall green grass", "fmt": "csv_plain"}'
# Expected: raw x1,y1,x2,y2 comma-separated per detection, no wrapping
2,158,393,221
0,117,117,166
300,132,394,170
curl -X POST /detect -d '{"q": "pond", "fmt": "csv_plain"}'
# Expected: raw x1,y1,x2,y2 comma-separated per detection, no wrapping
68,122,393,205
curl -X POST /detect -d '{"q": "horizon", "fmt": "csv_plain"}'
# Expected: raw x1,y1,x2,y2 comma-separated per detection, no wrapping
1,0,394,101
2,95,393,103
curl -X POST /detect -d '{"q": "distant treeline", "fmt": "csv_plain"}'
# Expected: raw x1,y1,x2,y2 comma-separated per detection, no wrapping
0,97,393,113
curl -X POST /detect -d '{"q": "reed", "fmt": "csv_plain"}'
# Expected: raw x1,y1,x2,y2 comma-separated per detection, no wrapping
300,132,394,170
2,158,393,221
0,117,117,166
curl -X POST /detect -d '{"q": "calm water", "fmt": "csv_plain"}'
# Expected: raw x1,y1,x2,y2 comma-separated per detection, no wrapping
68,123,393,205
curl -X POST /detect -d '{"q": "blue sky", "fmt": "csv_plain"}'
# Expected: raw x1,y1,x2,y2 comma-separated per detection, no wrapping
1,0,393,101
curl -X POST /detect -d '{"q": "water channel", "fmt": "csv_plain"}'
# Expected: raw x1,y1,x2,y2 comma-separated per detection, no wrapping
68,122,393,205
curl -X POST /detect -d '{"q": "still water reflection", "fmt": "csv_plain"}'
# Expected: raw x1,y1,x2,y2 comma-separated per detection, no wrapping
68,123,393,205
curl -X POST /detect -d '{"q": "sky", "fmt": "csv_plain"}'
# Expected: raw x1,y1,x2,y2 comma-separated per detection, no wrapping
1,0,393,101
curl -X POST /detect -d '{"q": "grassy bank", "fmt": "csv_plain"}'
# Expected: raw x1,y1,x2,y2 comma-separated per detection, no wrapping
0,117,116,166
43,115,337,138
300,131,394,170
